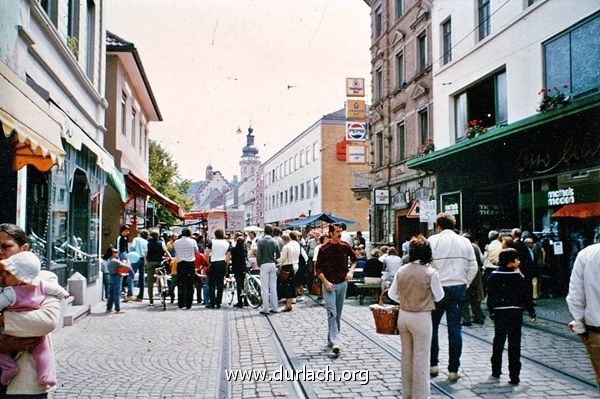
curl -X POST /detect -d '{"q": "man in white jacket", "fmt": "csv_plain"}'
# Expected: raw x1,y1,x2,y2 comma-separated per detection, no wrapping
567,243,600,389
428,213,477,382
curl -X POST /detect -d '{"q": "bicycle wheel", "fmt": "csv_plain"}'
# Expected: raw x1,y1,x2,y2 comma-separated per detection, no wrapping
158,277,167,310
160,289,167,310
245,276,261,309
227,276,236,306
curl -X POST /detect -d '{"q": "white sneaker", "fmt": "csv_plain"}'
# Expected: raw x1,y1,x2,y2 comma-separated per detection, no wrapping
430,366,439,376
292,298,297,304
298,296,306,301
332,345,340,355
448,372,460,381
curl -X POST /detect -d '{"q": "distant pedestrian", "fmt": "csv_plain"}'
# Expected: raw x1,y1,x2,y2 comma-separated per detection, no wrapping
428,213,477,381
315,223,358,356
278,232,296,312
289,231,308,301
381,247,402,289
146,230,170,305
230,236,248,308
566,243,600,389
173,228,199,309
205,229,230,309
462,233,485,326
487,248,536,385
256,225,281,314
388,235,444,399
105,247,133,313
129,229,148,301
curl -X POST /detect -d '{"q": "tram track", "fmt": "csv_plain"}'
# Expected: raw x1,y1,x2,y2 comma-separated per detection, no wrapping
230,291,596,398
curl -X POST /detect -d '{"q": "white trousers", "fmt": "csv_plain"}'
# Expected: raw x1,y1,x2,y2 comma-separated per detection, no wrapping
397,309,432,399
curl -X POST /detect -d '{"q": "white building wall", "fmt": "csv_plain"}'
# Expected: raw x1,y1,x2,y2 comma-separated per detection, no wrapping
431,0,599,149
263,122,323,224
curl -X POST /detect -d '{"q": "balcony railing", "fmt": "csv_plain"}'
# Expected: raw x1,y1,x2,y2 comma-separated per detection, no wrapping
352,170,372,190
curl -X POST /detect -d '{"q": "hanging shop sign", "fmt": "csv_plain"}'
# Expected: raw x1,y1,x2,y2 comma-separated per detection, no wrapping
346,99,366,120
374,189,390,205
345,121,367,141
347,144,366,164
547,187,575,206
346,77,365,97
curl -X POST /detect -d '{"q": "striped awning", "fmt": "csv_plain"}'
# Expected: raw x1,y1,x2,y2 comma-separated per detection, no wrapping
0,108,65,172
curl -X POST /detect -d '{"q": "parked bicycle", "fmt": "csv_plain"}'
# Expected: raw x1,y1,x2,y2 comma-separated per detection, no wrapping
154,261,170,310
225,268,261,308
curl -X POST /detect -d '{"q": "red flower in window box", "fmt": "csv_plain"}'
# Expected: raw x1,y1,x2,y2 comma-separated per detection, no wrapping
537,84,571,113
465,120,487,139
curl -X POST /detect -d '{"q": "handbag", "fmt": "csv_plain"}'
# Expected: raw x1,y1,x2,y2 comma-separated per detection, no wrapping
279,269,290,280
309,278,322,296
116,266,130,276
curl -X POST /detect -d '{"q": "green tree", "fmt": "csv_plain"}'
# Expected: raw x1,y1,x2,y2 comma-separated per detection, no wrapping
148,140,193,226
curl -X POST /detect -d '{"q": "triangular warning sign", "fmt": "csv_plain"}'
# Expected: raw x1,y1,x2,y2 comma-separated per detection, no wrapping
407,199,421,219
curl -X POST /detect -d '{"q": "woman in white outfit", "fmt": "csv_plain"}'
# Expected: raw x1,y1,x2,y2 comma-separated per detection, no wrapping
388,235,444,399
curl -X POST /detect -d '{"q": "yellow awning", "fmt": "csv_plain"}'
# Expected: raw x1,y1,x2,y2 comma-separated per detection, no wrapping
0,108,65,172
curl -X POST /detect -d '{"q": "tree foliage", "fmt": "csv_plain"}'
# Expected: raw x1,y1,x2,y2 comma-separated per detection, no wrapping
148,140,193,226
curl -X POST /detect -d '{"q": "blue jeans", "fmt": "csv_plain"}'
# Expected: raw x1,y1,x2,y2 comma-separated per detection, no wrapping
322,281,347,346
127,258,145,297
431,284,467,373
107,274,123,311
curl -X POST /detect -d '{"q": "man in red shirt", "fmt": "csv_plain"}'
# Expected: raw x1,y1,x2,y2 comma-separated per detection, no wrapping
315,223,358,356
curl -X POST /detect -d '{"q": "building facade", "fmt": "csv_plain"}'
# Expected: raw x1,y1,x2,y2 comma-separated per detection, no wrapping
363,0,436,246
102,30,184,246
262,108,369,232
186,164,230,211
0,0,112,300
409,0,600,294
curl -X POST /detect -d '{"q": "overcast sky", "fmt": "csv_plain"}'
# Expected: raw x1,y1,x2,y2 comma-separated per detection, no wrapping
105,0,372,183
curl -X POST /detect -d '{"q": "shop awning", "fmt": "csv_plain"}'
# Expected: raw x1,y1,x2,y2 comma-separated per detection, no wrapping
0,108,64,172
552,202,600,219
407,91,600,174
106,165,129,202
126,171,184,219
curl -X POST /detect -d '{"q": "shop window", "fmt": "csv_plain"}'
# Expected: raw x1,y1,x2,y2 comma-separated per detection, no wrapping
454,70,506,139
478,0,490,41
544,13,600,94
25,166,50,267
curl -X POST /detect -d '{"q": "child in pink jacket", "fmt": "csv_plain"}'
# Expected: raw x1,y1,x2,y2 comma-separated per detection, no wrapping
0,251,68,386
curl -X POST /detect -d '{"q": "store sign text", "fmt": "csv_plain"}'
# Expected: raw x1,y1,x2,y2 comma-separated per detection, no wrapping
516,138,600,174
478,204,505,216
547,187,575,206
444,203,459,215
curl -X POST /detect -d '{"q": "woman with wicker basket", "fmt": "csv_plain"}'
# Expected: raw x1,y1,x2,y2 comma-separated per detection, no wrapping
388,235,444,399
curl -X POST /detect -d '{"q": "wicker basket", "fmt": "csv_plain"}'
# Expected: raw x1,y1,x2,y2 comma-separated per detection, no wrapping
369,289,399,335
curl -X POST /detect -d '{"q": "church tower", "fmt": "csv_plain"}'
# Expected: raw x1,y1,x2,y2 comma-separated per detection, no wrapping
239,126,260,181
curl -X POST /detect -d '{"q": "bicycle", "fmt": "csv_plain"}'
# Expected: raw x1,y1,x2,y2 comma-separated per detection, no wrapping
225,268,262,308
154,261,170,310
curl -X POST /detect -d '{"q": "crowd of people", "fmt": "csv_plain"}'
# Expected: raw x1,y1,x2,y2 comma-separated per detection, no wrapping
1,215,599,397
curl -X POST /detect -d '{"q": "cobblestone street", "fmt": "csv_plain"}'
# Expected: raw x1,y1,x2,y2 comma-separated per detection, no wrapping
49,293,600,398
